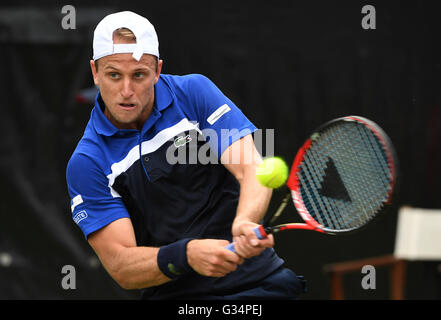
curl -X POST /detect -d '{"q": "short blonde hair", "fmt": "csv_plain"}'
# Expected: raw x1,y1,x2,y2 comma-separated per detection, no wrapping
112,27,137,43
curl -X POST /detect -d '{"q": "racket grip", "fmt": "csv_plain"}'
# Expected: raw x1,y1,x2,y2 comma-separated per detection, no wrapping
225,225,268,252
253,225,268,240
225,242,236,252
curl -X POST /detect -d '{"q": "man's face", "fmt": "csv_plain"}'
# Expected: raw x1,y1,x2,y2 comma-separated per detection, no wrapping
90,53,163,130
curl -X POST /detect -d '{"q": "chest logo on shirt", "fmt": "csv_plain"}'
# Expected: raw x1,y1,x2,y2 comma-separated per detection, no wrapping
174,135,192,148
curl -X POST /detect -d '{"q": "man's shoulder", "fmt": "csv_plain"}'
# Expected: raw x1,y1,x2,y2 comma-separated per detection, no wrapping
160,73,212,90
74,119,99,148
68,124,104,169
68,139,100,170
160,73,221,111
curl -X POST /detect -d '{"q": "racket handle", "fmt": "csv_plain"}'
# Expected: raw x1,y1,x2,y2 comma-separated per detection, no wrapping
224,242,236,252
253,225,268,239
225,225,268,253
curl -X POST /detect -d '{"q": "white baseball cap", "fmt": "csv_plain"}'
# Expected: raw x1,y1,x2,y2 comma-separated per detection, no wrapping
92,11,159,61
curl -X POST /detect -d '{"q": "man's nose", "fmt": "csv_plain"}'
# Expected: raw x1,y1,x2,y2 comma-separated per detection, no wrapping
120,78,134,98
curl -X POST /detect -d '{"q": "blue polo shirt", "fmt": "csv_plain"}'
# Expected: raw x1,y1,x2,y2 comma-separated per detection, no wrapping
66,73,284,299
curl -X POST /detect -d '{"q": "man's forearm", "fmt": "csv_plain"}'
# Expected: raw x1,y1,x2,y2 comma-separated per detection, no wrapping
103,246,170,290
220,135,273,227
233,162,273,225
111,241,244,288
230,161,275,258
220,134,275,256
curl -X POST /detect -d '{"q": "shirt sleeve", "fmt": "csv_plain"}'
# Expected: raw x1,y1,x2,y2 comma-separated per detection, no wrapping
66,152,130,239
183,74,257,158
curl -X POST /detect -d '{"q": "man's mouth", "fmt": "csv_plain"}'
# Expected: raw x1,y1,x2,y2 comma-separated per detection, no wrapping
119,103,136,109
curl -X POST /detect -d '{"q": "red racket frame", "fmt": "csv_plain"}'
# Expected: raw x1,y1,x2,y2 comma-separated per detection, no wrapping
263,116,397,236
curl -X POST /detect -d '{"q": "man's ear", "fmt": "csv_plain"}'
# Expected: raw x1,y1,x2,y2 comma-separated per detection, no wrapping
90,60,99,86
155,59,163,84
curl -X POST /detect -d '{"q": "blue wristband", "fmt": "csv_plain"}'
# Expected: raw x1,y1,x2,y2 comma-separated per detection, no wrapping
157,238,193,279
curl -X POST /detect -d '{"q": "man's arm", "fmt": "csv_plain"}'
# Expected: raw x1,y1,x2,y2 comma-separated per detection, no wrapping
88,217,243,290
88,217,169,289
221,134,274,258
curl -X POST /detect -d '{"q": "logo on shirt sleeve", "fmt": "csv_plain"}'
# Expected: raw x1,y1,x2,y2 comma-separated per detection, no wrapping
71,194,83,212
207,104,231,125
73,210,88,224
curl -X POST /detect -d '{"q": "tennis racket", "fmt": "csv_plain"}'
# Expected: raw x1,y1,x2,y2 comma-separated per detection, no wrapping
226,115,397,252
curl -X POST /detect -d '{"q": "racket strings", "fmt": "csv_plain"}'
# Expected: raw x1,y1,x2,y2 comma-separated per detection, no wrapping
358,125,392,192
331,123,389,227
298,121,392,232
300,157,344,229
302,125,358,229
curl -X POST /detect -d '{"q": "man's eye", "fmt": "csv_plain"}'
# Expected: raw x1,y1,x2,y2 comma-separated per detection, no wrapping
109,73,119,79
134,72,144,78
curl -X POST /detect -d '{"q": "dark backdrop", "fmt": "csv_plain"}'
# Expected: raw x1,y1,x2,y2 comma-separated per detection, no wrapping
0,0,440,299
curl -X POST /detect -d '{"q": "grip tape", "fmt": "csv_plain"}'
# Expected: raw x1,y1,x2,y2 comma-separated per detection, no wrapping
225,225,268,252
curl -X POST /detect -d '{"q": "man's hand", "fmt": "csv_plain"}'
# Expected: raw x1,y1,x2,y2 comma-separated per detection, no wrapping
231,220,274,258
187,239,244,277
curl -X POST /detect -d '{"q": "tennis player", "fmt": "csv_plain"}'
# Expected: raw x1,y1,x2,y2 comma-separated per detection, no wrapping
66,11,305,299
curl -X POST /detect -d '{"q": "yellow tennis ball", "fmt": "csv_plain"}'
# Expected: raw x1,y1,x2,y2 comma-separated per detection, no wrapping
256,157,289,189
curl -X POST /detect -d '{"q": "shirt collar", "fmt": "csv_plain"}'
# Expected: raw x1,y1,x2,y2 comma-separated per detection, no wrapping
92,75,174,136
153,75,174,112
92,94,119,136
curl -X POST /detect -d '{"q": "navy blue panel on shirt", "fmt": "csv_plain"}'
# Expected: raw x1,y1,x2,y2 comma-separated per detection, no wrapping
66,73,284,299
